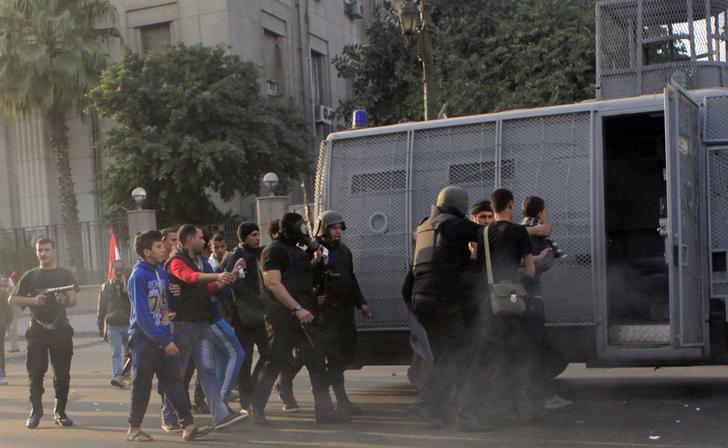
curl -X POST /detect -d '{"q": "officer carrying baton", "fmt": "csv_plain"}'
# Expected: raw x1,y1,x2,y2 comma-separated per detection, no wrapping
300,323,315,347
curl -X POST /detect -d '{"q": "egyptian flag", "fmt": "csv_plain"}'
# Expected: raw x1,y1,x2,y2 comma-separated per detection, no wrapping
107,233,121,281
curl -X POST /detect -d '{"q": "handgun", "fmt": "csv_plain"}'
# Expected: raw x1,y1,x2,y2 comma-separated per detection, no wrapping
38,285,76,304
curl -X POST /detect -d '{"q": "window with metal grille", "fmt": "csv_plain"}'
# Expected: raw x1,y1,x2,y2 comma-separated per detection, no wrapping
351,170,406,193
448,159,514,185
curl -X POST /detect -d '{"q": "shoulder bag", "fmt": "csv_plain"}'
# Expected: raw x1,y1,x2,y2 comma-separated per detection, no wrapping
484,225,528,317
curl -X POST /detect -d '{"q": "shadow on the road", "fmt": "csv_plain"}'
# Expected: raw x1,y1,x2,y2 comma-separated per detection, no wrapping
559,376,728,401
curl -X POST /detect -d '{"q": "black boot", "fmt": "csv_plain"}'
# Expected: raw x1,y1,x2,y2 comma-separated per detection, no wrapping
26,398,43,429
53,398,74,427
315,408,351,424
250,406,268,425
332,383,362,416
314,389,350,424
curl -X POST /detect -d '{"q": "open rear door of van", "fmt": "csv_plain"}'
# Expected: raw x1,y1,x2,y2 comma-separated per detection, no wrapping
664,83,709,353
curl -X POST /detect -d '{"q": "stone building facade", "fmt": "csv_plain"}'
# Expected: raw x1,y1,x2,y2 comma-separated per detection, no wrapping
0,0,374,229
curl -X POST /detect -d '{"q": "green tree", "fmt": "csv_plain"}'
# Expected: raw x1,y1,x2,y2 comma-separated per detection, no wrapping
87,43,310,226
333,11,421,126
0,0,119,272
334,0,596,125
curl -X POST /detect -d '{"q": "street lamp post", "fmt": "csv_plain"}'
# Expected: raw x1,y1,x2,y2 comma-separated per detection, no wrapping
398,0,436,121
262,172,279,197
256,172,288,246
131,187,147,210
127,186,157,258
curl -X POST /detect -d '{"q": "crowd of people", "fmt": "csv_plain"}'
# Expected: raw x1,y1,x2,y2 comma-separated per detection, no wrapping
2,184,571,440
4,208,369,442
404,186,572,432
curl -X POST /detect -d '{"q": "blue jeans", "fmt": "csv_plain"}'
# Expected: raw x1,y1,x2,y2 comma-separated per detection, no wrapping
210,319,245,402
163,322,231,426
106,324,130,378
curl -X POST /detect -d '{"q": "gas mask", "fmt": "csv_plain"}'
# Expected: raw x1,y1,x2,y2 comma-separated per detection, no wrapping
280,212,320,251
298,221,320,251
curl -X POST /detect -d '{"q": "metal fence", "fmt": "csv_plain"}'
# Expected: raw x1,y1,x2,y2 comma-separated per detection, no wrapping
597,0,728,99
318,111,595,330
0,221,129,285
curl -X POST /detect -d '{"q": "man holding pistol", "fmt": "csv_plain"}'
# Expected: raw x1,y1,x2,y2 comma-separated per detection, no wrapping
8,237,80,429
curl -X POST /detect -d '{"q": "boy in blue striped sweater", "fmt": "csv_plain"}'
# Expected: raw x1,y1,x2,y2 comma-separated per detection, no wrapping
126,230,211,442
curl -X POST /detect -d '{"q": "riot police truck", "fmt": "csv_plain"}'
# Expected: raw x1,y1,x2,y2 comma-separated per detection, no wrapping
313,0,728,374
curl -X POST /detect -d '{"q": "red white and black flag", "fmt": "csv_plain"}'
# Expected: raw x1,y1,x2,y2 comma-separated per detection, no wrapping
107,232,121,281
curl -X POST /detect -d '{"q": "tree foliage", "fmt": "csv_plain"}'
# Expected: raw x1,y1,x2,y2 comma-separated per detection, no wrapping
0,0,118,113
0,0,119,272
88,43,311,226
334,0,597,126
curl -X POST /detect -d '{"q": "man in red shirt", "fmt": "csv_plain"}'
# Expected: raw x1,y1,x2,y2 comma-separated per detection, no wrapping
162,224,246,432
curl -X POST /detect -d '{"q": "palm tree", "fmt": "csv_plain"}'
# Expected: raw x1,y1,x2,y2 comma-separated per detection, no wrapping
0,0,119,272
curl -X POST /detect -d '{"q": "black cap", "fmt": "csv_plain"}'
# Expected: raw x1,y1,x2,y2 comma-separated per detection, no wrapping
237,222,260,242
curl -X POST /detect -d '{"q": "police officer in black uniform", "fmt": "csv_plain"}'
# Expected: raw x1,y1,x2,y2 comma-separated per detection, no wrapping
9,237,79,429
409,186,482,427
276,211,372,415
313,211,371,414
250,212,350,425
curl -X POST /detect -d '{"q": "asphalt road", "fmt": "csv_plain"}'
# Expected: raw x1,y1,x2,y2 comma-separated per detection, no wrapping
2,337,728,448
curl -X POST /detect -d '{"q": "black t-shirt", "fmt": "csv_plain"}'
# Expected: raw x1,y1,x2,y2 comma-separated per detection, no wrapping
484,221,532,282
439,215,482,245
13,267,79,325
261,244,289,273
261,241,316,308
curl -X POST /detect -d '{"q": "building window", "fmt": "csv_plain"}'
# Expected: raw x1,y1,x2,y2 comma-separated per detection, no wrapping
310,50,329,106
263,30,286,96
139,22,171,53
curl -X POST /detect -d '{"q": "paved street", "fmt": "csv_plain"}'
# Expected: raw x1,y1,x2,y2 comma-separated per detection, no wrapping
3,335,728,448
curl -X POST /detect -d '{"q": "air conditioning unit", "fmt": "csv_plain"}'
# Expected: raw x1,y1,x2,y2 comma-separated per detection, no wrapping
315,105,336,125
344,0,365,19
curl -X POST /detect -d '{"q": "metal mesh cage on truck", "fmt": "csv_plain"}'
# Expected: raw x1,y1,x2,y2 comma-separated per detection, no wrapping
318,111,596,330
597,0,728,99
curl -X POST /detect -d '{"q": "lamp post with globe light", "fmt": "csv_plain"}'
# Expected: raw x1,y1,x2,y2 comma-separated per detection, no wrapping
255,172,288,246
131,187,147,210
262,172,279,196
126,186,157,257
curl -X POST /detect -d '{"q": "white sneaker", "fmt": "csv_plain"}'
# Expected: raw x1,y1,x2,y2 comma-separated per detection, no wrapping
0,377,8,385
543,395,573,410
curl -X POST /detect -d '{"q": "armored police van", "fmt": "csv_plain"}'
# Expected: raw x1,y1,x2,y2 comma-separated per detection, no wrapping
314,0,728,372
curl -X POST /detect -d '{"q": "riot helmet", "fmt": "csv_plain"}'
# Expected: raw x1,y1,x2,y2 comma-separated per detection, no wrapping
315,210,346,238
436,186,469,216
279,212,319,250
